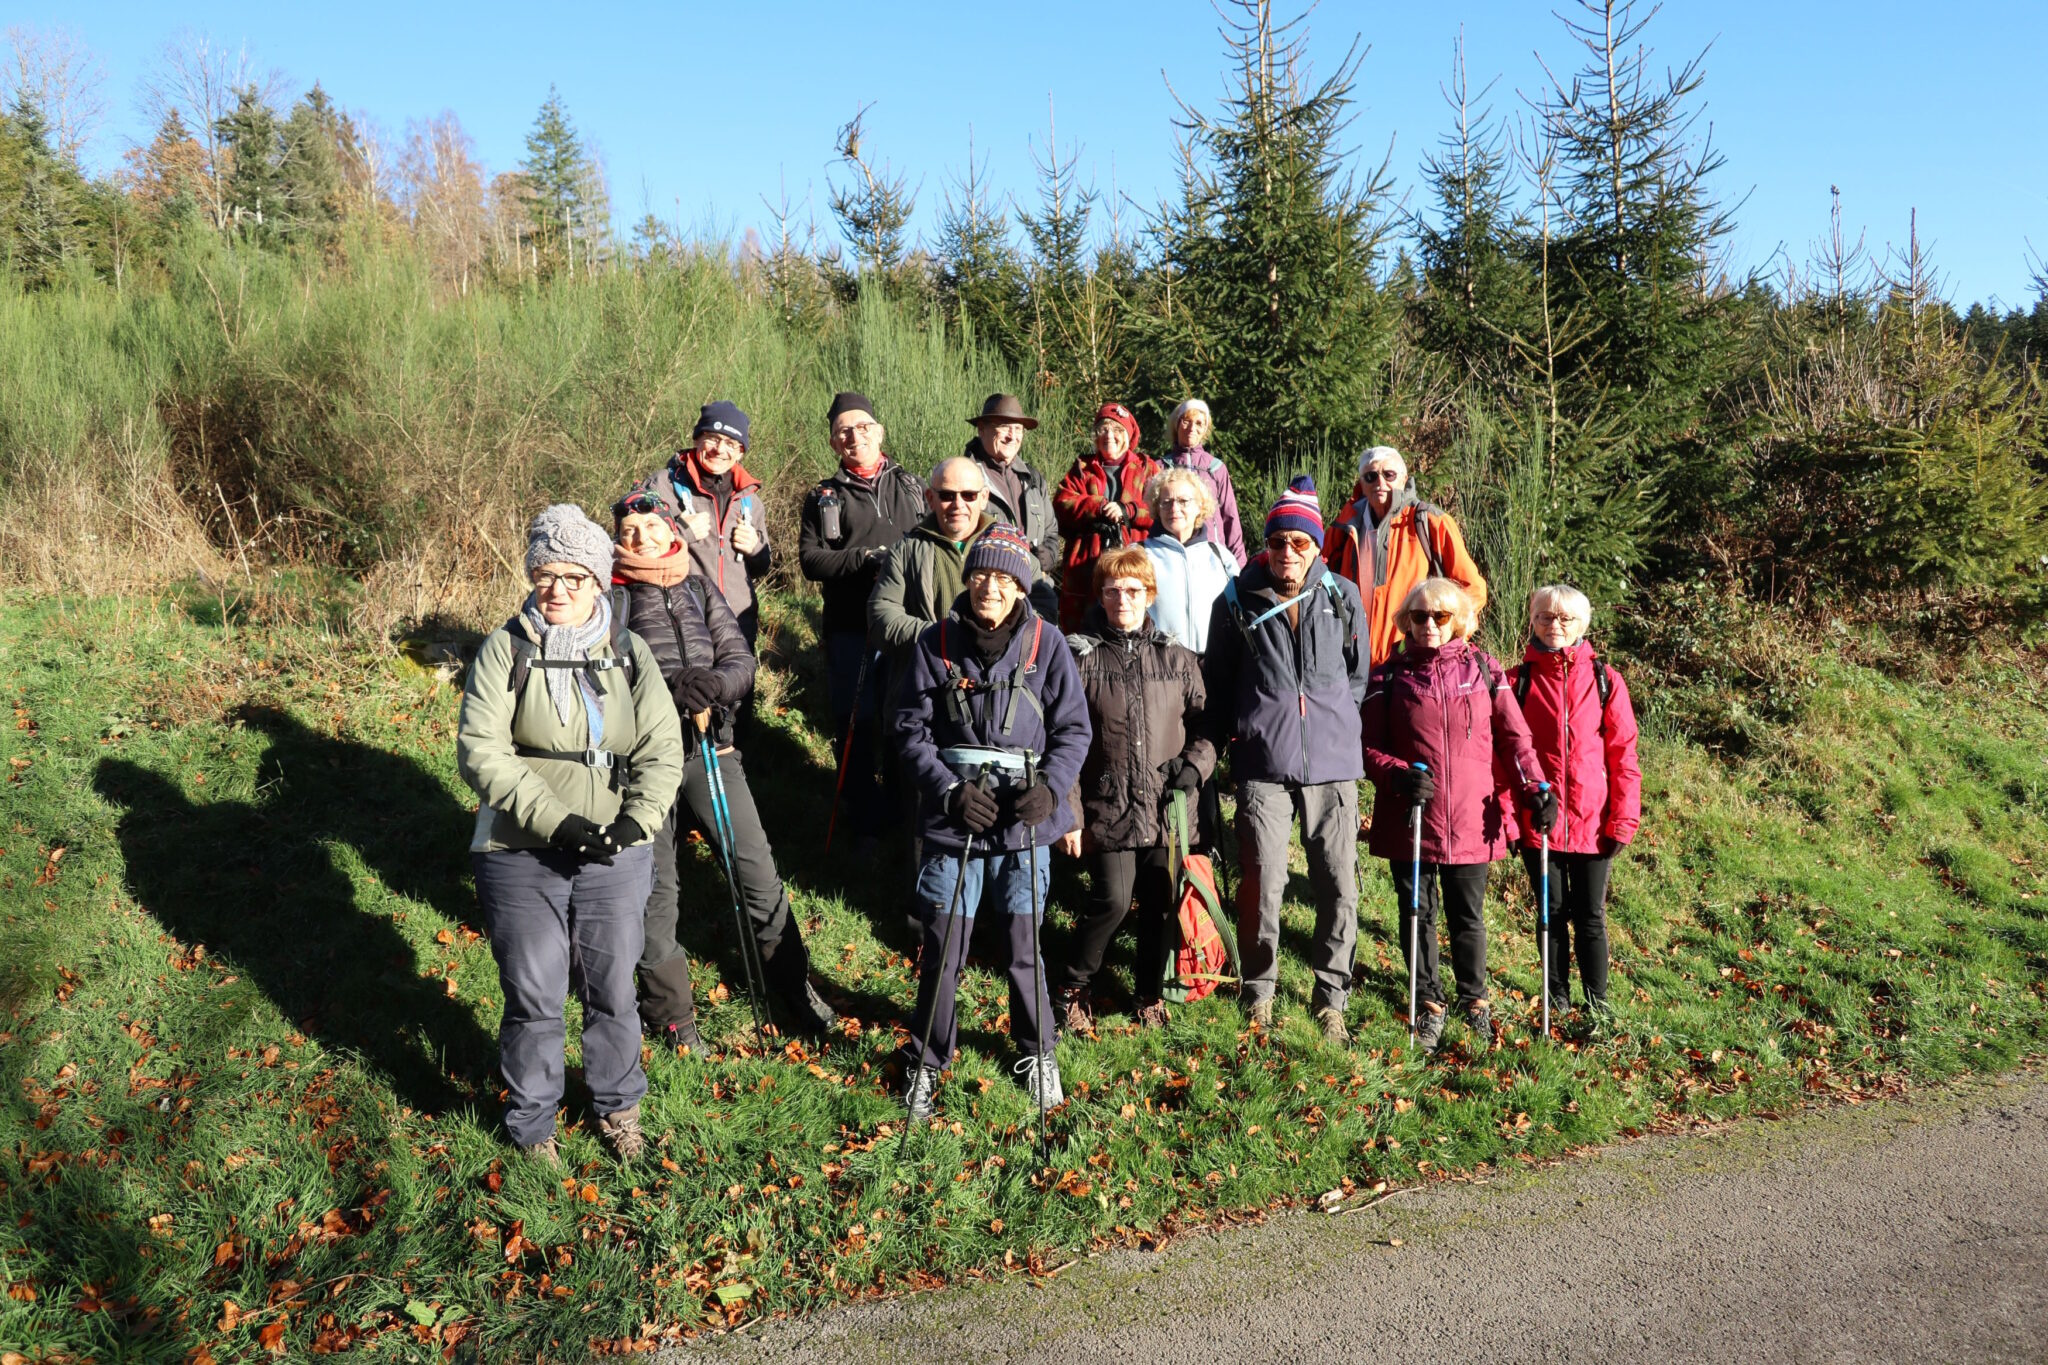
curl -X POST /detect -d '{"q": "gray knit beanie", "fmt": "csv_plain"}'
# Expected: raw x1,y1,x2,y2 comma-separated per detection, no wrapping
524,503,613,585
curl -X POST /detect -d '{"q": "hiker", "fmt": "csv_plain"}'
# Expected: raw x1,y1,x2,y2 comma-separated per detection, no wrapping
639,400,773,649
456,504,685,1165
1325,445,1488,666
1053,546,1214,1033
1509,584,1642,1027
891,525,1091,1119
1142,466,1239,656
611,490,837,1049
1158,398,1247,566
964,393,1061,585
1053,402,1163,633
799,391,928,850
1360,577,1555,1054
867,457,995,689
1201,477,1371,1044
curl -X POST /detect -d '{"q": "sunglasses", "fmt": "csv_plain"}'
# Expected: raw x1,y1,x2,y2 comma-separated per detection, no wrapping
1364,469,1403,484
1404,609,1457,626
932,488,986,504
618,493,663,516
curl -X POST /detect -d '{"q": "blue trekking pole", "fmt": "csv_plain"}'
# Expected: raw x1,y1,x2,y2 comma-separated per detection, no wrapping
696,712,769,1052
1408,762,1428,1048
1537,781,1553,1040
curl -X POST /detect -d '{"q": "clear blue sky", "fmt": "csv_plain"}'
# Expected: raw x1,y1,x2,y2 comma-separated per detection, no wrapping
29,0,2048,308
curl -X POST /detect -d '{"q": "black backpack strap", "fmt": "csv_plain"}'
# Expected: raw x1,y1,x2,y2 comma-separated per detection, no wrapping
606,587,637,686
1514,661,1532,705
1413,503,1447,580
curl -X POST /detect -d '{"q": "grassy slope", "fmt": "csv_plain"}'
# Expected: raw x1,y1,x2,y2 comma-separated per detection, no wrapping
2,589,2044,1361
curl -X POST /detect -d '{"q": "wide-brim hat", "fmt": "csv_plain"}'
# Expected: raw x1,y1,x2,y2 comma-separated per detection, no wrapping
967,392,1039,431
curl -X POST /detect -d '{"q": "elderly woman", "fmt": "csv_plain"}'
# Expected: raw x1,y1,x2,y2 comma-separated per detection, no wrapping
457,505,684,1165
612,487,836,1051
1054,402,1163,632
1159,399,1247,565
891,525,1092,1119
1141,467,1238,655
1053,546,1214,1033
1510,585,1642,1029
1360,578,1555,1055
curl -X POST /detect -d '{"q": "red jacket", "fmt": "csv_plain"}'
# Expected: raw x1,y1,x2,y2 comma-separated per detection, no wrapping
1506,640,1642,855
1361,639,1545,865
1054,451,1162,631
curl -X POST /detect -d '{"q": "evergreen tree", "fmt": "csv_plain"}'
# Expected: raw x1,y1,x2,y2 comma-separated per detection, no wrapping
216,85,286,245
1,96,87,287
1017,114,1121,407
934,133,1025,357
277,83,346,248
519,85,604,272
827,104,917,291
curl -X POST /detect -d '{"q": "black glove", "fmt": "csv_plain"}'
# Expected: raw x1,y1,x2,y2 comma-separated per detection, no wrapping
1525,785,1559,835
948,780,1000,834
551,813,613,863
1159,756,1203,795
864,545,893,569
599,814,646,854
1009,779,1058,827
674,668,722,715
1396,765,1436,807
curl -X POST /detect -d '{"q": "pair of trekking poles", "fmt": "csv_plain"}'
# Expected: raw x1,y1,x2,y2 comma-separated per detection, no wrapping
1405,767,1555,1048
900,753,1055,1160
695,712,771,1053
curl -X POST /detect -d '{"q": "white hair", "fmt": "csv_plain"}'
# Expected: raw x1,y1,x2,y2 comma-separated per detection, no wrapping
1358,445,1407,484
1167,398,1213,441
1529,583,1593,624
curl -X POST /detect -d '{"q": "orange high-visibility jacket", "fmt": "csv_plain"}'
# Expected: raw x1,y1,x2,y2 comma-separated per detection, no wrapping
1324,493,1488,666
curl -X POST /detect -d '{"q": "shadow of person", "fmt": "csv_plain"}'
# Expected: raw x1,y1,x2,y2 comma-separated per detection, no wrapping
94,708,494,1116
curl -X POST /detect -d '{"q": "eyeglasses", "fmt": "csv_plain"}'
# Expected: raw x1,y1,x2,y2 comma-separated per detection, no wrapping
1100,584,1150,599
932,488,986,504
966,569,1017,590
697,433,744,455
1533,612,1583,625
1404,609,1456,626
532,571,597,593
1364,469,1403,484
832,421,879,442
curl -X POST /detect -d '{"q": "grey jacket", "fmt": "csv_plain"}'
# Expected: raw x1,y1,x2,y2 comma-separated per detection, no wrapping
966,437,1060,575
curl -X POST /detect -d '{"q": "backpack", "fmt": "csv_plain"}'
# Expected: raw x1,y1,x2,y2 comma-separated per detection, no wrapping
936,614,1047,737
1513,652,1613,736
1219,572,1352,645
1160,790,1238,1004
505,586,639,694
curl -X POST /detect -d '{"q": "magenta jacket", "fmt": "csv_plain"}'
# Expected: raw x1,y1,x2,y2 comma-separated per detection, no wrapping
1361,639,1545,865
1507,640,1642,855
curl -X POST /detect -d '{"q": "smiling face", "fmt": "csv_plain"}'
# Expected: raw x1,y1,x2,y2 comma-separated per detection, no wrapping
1176,407,1210,448
1361,456,1405,517
966,567,1023,628
1401,605,1454,649
1531,595,1589,649
928,460,989,540
1100,574,1153,632
1094,419,1131,461
1265,532,1318,595
975,419,1025,466
618,511,678,558
1157,484,1204,541
531,560,600,627
830,412,885,470
693,430,744,477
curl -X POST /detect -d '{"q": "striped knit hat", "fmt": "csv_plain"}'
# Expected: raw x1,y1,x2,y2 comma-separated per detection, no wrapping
963,522,1037,588
1263,475,1325,549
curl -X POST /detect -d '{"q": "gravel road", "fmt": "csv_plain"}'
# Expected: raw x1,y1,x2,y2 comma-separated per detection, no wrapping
690,1069,2048,1363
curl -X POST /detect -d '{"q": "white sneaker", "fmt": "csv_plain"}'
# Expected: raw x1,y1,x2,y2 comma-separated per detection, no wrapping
1013,1053,1064,1109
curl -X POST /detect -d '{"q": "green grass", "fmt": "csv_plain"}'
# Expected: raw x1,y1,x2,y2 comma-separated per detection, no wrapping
3,587,2045,1361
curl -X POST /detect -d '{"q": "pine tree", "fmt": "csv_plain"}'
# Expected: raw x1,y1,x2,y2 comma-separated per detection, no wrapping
520,85,600,273
276,83,346,248
934,132,1025,357
215,85,286,245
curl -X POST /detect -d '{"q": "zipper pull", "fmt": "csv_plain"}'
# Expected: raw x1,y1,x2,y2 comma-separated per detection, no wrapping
1298,692,1307,718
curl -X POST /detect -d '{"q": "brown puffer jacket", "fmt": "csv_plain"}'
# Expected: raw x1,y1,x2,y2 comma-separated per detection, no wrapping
1067,606,1217,851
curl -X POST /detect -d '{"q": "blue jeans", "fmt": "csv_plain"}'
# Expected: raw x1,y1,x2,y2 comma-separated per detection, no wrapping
905,846,1055,1068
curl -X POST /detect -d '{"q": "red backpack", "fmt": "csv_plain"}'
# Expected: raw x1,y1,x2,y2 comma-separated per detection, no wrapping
1161,791,1240,1003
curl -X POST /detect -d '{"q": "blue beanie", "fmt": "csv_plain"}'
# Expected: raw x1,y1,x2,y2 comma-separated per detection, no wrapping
963,523,1036,588
693,400,750,449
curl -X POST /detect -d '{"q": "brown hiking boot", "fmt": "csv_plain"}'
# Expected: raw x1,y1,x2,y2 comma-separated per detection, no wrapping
1315,1006,1350,1046
596,1105,645,1161
1056,988,1094,1037
1134,1000,1170,1030
1246,997,1274,1029
517,1135,561,1168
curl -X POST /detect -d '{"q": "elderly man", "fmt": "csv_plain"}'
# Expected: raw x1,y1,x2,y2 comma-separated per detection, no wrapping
964,393,1060,581
1325,445,1488,666
639,400,772,648
800,392,928,846
869,457,996,688
1203,476,1371,1045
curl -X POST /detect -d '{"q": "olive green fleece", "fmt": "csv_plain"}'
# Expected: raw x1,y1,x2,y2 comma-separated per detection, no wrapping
456,620,685,852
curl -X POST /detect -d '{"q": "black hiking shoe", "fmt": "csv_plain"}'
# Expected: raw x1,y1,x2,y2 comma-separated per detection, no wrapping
904,1066,941,1122
655,1019,705,1053
1465,1000,1494,1051
777,977,839,1036
1416,1006,1447,1055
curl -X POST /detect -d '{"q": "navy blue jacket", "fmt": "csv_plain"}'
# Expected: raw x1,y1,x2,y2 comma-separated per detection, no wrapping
1201,554,1369,786
891,597,1093,853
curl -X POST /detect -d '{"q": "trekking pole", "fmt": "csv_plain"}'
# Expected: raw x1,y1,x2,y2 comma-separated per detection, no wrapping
696,712,770,1053
1537,782,1553,1040
899,772,987,1155
823,650,879,855
1022,752,1051,1160
1408,762,1429,1049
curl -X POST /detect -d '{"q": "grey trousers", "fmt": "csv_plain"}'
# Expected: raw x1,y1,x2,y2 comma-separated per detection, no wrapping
474,844,652,1146
1235,778,1359,1012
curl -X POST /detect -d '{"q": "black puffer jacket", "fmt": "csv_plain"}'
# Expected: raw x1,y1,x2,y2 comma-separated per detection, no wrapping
798,457,929,637
619,575,755,752
1067,606,1217,851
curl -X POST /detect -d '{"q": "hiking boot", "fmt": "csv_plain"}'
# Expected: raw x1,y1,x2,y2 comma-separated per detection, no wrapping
1014,1053,1064,1109
654,1020,705,1054
1134,1000,1171,1031
596,1105,645,1161
1316,1006,1350,1047
904,1066,941,1121
516,1135,561,1168
1415,1005,1447,1055
1582,997,1612,1040
777,977,839,1036
1056,987,1094,1037
1465,1000,1494,1050
1246,997,1274,1029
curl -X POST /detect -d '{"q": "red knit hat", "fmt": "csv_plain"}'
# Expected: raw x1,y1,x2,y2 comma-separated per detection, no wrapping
1095,402,1141,455
1264,474,1325,549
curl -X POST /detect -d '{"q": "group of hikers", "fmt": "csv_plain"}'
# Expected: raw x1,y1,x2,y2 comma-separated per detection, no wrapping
455,392,1643,1163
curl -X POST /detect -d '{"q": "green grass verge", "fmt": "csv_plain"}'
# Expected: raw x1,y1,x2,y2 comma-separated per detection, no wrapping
3,589,2045,1361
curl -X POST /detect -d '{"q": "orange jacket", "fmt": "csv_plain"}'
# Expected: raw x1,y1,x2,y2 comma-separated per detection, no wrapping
1324,492,1487,665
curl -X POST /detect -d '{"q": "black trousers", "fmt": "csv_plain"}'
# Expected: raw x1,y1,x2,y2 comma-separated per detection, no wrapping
1060,847,1174,1000
1388,860,1491,1011
1521,849,1612,1006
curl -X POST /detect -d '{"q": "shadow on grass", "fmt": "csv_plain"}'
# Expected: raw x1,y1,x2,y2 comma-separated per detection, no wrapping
93,704,494,1116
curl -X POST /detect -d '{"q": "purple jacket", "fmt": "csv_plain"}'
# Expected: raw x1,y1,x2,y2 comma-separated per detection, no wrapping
1361,639,1544,865
891,598,1093,853
1161,445,1247,566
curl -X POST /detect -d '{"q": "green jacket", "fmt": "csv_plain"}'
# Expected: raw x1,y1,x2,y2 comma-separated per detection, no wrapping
456,617,685,853
866,512,993,668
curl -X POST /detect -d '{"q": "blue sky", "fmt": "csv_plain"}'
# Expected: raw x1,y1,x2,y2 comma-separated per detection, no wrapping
27,0,2048,308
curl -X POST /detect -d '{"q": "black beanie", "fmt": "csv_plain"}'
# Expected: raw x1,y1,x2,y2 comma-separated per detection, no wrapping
826,391,877,425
